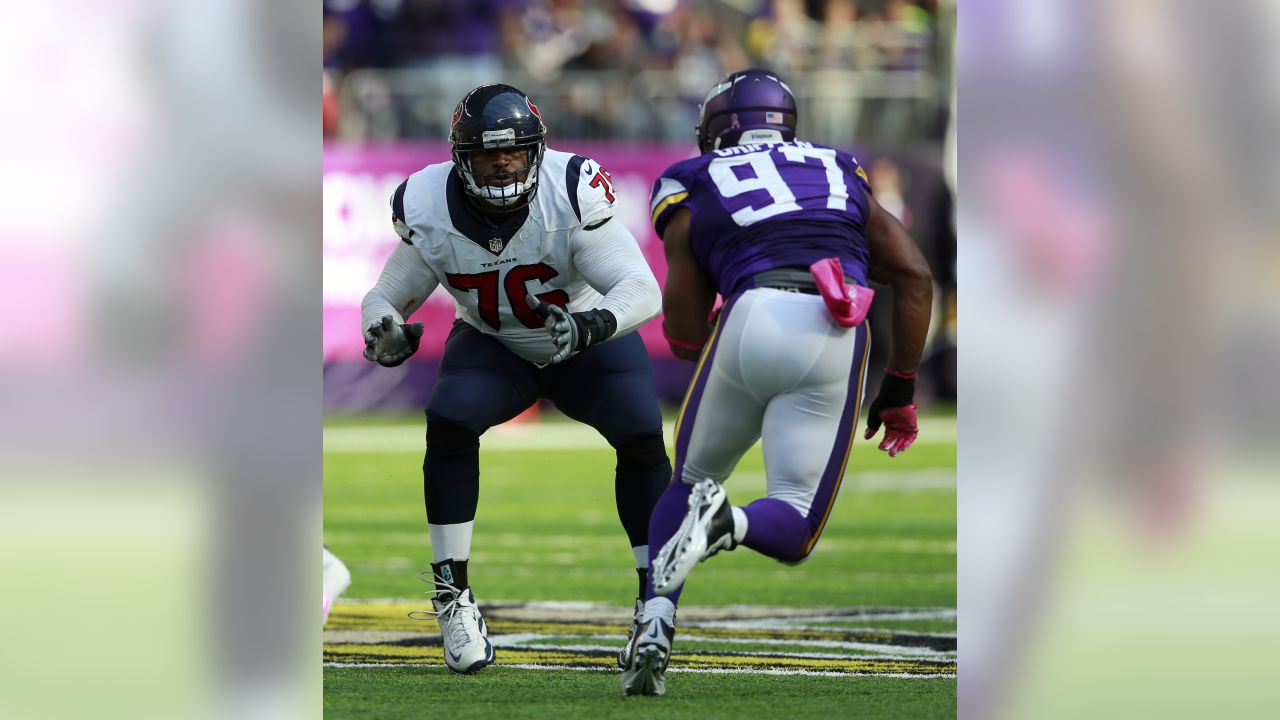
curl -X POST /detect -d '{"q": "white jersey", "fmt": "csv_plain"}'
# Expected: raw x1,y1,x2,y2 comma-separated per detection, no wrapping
361,149,660,364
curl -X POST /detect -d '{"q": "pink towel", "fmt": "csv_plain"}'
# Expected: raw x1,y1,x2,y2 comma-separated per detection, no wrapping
809,258,874,327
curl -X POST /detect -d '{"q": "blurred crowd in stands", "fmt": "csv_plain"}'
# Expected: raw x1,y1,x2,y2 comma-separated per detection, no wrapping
323,0,955,148
323,0,948,76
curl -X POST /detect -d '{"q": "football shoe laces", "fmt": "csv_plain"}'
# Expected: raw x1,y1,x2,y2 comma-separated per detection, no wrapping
409,571,494,674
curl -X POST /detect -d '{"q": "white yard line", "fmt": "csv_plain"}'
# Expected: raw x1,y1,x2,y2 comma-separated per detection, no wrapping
323,662,955,679
337,598,957,622
487,635,953,659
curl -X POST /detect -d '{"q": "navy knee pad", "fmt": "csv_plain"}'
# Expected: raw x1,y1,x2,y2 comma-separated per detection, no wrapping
614,432,669,471
426,418,480,453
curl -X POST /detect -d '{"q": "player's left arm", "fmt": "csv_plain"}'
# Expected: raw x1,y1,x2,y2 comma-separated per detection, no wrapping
569,216,662,333
659,208,716,362
528,217,661,363
863,188,934,456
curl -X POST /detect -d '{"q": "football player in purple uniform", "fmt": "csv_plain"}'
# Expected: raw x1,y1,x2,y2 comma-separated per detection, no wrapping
620,70,934,696
361,84,672,674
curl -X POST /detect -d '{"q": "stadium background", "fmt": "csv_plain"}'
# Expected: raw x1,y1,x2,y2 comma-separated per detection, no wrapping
322,0,957,411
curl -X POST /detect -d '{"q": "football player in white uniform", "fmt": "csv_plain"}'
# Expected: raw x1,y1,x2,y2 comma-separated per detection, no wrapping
361,84,671,674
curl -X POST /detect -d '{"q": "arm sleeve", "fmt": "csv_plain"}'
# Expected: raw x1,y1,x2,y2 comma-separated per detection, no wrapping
360,242,440,332
570,218,661,338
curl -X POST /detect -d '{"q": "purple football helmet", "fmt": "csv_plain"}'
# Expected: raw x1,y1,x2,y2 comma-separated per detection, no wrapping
695,69,798,153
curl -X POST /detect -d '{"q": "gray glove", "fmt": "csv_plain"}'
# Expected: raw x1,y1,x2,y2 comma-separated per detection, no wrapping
526,296,617,364
363,314,424,367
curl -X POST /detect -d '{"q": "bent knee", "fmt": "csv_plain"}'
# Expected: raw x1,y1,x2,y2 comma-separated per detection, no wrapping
426,418,480,453
614,432,670,471
780,538,817,565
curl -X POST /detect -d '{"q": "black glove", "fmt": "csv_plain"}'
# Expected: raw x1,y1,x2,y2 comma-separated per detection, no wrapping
526,296,617,363
363,314,424,367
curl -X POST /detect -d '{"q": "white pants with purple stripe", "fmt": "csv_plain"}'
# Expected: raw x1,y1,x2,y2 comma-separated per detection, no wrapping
673,288,871,557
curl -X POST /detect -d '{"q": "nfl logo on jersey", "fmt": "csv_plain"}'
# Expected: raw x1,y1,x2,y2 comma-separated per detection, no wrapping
488,237,503,253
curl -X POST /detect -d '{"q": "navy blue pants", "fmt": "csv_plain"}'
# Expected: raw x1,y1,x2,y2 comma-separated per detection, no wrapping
423,321,671,548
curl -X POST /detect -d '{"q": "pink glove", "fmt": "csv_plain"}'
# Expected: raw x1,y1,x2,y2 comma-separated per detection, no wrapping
865,404,919,457
863,370,919,457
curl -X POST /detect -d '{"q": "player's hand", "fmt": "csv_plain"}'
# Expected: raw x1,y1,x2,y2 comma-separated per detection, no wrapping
863,371,919,457
527,296,581,363
526,296,617,364
363,314,424,367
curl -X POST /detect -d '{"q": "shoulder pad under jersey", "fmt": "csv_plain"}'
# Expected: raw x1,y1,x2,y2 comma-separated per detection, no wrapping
649,155,702,238
571,155,617,227
532,149,619,231
390,178,412,244
391,162,454,248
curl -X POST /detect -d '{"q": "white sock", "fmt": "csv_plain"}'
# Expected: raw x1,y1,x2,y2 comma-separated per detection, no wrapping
730,506,748,544
632,545,649,569
641,596,676,623
428,521,474,563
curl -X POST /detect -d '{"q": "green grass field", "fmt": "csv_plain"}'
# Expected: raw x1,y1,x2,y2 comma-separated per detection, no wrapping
324,409,956,718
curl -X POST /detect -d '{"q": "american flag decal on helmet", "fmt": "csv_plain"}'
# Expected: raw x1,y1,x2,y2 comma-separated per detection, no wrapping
765,111,784,123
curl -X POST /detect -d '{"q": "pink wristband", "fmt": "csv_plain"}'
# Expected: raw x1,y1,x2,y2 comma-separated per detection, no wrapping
663,325,705,352
885,368,918,380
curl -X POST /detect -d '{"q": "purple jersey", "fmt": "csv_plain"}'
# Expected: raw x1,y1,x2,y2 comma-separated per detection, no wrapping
649,140,873,297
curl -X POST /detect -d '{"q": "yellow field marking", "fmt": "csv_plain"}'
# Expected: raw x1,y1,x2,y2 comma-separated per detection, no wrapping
323,645,954,675
327,605,950,650
326,608,628,636
324,603,957,676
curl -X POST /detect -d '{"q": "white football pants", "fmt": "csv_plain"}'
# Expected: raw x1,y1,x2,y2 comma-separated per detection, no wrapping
672,288,871,553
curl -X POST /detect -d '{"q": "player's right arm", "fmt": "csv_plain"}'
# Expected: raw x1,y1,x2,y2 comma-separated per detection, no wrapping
360,236,440,367
863,189,934,456
659,208,716,361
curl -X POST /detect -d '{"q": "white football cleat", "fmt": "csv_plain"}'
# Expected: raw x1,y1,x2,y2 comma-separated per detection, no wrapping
410,575,494,674
651,478,737,596
620,598,676,697
617,598,644,668
322,547,352,626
